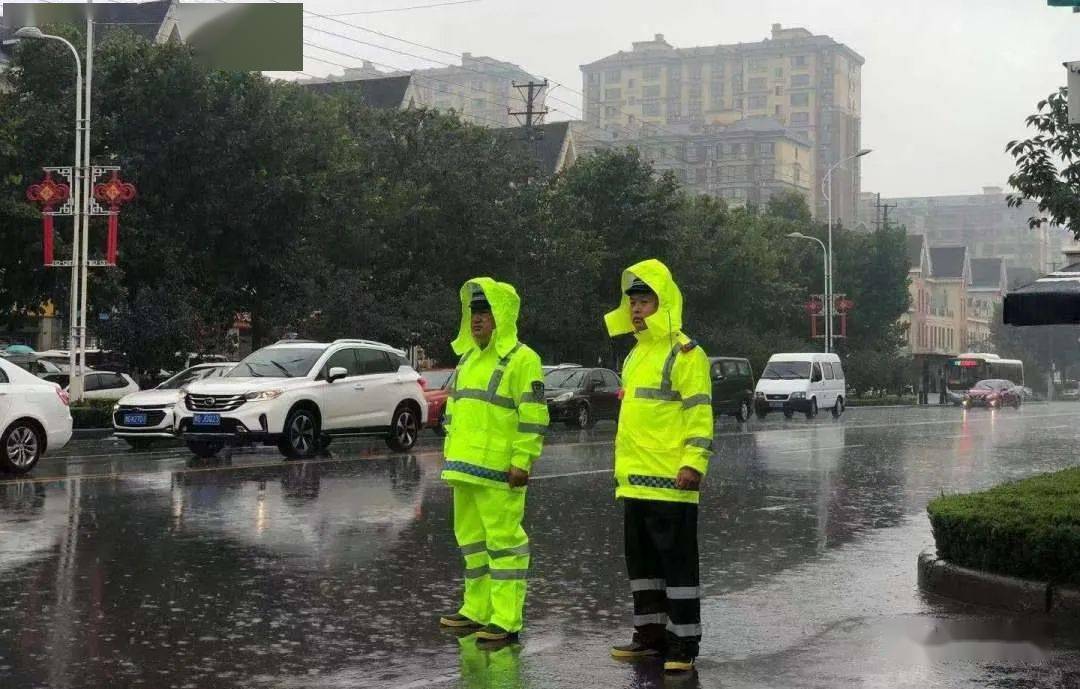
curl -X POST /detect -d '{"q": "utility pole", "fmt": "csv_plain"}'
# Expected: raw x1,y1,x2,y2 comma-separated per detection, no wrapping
509,79,549,146
881,200,897,231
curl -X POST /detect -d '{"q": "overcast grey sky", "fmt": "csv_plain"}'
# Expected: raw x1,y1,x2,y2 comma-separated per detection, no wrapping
297,0,1080,198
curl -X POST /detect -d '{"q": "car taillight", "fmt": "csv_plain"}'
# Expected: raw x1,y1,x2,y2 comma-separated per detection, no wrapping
617,388,625,400
418,377,428,390
56,387,70,406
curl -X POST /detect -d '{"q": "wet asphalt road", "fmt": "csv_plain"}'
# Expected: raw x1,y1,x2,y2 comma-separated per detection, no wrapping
3,404,1080,688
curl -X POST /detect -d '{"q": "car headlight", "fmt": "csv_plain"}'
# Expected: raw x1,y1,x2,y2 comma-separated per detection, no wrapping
245,389,283,401
553,392,574,403
790,392,806,399
113,403,120,412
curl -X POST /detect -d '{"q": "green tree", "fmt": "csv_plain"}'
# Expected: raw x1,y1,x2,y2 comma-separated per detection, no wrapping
1006,87,1080,238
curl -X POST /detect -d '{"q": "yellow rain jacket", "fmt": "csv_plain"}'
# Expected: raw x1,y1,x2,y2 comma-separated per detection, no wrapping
605,259,714,504
442,278,549,489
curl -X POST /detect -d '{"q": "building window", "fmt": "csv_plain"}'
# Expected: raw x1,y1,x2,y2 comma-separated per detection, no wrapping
710,83,725,104
695,167,707,184
471,80,484,91
759,142,775,157
588,73,600,85
643,67,661,81
604,106,618,117
689,63,703,79
774,67,783,79
627,78,636,89
605,87,622,101
760,164,775,180
790,111,810,125
749,77,766,91
643,85,661,98
711,63,725,78
749,59,767,73
748,95,767,110
791,74,810,88
790,92,809,107
642,102,661,116
775,85,783,96
791,55,809,68
775,104,782,117
605,69,621,82
689,83,702,98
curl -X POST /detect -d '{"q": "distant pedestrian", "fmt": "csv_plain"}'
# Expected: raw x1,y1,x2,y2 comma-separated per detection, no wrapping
605,259,713,674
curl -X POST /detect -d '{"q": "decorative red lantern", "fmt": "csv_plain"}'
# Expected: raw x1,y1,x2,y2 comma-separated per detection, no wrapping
835,298,855,314
93,171,137,265
804,297,823,315
26,171,71,265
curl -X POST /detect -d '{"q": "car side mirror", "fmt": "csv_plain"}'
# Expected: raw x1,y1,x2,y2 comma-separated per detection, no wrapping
327,366,349,383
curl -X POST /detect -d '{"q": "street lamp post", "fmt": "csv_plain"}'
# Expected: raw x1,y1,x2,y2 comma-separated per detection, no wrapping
14,26,84,398
786,232,829,353
821,148,872,352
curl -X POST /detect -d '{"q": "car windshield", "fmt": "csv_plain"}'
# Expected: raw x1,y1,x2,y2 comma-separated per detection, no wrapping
761,361,812,380
423,370,453,389
158,366,224,389
227,348,324,379
974,380,1010,391
545,368,588,388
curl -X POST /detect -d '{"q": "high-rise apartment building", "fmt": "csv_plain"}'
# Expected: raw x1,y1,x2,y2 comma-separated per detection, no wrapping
580,25,863,220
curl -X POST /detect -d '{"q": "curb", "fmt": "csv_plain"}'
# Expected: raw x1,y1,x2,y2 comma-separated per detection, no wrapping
918,549,1080,616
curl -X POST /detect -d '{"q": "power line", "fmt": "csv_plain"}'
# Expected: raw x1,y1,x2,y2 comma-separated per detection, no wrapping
326,0,482,16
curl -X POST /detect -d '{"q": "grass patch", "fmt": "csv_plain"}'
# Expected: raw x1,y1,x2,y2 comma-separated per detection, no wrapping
928,468,1080,586
70,400,115,429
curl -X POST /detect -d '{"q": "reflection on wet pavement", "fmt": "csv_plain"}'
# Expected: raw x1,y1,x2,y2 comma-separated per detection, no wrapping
2,405,1080,687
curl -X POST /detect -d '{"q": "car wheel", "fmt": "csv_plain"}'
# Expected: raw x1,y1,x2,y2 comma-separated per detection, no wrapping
736,400,752,423
124,438,153,451
755,409,768,420
386,404,420,452
280,408,319,459
805,398,818,419
831,397,845,418
783,409,794,419
575,403,594,429
1,422,43,474
186,440,223,459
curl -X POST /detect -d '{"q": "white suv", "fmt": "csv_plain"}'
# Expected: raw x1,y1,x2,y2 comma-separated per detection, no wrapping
176,339,427,459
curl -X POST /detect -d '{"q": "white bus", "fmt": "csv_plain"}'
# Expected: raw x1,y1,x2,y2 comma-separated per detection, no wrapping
945,353,1024,403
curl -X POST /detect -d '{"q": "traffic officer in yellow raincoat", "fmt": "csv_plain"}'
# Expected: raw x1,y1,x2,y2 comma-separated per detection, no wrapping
438,278,549,643
605,259,713,673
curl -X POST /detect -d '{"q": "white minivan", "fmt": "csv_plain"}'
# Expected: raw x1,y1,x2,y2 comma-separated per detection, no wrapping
753,353,846,420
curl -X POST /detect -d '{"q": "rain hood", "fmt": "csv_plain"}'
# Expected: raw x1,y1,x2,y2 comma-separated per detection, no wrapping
451,277,521,357
604,258,684,340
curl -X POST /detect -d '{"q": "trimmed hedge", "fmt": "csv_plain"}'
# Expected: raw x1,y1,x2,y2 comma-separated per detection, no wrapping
848,396,917,407
928,468,1080,586
70,400,115,429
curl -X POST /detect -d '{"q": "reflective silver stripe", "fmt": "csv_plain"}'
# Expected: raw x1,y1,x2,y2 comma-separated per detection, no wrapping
486,343,522,400
521,391,545,404
465,565,490,579
633,613,667,626
660,344,681,392
443,414,452,424
682,394,711,409
517,422,547,435
488,543,530,559
453,388,515,409
666,622,702,637
489,568,528,580
630,578,666,592
635,388,682,402
666,586,701,600
460,542,487,556
684,437,713,451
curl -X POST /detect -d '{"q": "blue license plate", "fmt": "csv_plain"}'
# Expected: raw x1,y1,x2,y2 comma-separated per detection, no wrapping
769,401,785,409
193,413,221,426
123,413,148,426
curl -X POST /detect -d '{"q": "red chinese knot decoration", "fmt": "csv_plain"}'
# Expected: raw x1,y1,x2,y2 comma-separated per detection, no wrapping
93,171,136,265
26,171,71,264
835,298,855,315
804,297,823,315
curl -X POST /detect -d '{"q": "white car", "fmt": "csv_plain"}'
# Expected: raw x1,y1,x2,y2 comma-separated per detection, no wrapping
0,357,73,474
73,371,140,402
176,339,428,459
113,362,235,449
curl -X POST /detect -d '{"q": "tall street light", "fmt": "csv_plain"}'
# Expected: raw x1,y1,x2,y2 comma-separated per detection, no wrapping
786,232,829,352
15,26,84,396
822,147,872,352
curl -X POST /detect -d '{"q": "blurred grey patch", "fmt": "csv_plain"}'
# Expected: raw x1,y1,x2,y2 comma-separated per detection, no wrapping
3,2,302,71
177,3,301,71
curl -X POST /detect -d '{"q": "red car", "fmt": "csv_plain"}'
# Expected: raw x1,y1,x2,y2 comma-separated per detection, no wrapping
420,369,454,435
962,379,1023,409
